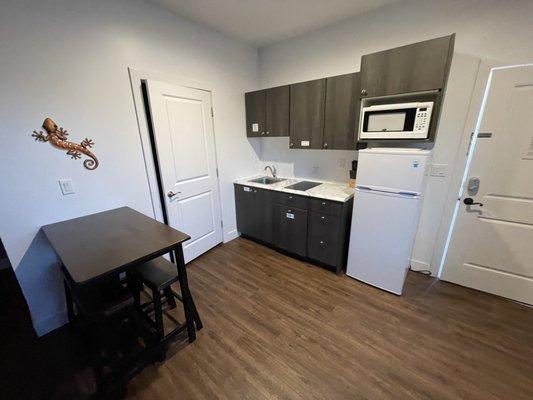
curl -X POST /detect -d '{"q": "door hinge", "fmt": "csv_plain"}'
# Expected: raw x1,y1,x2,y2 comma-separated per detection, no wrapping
216,167,219,177
220,220,223,228
211,107,214,117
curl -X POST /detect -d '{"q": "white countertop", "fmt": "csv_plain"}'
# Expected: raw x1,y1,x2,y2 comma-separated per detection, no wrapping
234,175,355,202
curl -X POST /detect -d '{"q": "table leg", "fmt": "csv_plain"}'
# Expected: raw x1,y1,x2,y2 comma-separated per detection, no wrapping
173,245,202,342
63,279,75,323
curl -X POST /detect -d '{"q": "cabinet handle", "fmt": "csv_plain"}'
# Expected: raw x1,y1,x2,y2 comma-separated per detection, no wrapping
323,142,328,148
261,131,265,135
266,131,269,135
319,240,325,245
288,209,292,213
289,142,294,148
361,89,368,96
288,196,293,199
321,216,325,221
322,202,326,206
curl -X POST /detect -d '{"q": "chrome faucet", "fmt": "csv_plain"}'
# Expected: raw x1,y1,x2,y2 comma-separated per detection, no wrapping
264,165,277,178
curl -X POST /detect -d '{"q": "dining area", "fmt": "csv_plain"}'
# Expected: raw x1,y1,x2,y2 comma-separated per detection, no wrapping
41,206,203,398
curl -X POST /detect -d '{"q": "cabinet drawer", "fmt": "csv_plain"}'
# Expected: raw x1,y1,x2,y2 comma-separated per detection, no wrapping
308,198,343,216
276,192,308,209
307,212,342,244
307,236,343,268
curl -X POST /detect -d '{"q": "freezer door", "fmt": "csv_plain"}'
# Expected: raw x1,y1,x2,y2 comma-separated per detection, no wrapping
356,149,431,194
346,188,422,295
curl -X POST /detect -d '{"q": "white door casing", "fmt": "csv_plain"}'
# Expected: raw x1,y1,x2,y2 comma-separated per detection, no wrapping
145,80,223,263
441,65,533,305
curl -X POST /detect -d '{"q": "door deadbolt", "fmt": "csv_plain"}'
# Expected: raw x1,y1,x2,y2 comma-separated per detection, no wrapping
467,177,480,196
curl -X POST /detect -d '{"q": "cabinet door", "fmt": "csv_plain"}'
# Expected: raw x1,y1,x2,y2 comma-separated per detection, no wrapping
274,204,308,257
245,90,266,137
234,185,257,237
360,34,455,98
323,73,360,150
289,79,326,149
254,188,275,244
265,85,290,137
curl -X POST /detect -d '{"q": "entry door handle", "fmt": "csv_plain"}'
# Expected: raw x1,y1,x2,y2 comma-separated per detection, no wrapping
463,197,483,207
167,191,181,198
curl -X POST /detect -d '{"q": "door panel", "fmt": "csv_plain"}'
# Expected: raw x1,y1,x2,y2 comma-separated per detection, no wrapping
289,79,326,149
360,35,454,98
275,204,308,257
146,80,223,263
323,73,360,150
442,66,533,304
265,86,290,137
245,90,266,137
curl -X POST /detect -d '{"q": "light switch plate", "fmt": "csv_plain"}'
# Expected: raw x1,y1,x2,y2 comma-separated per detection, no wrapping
58,179,75,195
430,164,447,178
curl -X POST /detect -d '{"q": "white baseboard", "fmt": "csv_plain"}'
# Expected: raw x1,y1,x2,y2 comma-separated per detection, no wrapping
33,310,68,337
224,229,239,243
410,259,435,275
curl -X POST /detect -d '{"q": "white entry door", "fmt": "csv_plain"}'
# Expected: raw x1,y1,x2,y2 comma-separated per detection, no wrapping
441,65,533,305
145,80,223,263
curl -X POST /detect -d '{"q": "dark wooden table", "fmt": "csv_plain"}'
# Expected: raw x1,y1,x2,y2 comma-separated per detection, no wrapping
42,206,201,396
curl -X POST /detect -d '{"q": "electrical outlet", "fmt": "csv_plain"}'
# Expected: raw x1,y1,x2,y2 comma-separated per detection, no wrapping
58,179,75,195
430,164,447,178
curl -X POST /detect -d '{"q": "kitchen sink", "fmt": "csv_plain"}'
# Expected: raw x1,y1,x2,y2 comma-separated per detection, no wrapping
248,176,285,185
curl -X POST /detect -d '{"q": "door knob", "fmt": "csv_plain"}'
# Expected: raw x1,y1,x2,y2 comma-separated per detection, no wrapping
463,197,483,207
167,191,181,198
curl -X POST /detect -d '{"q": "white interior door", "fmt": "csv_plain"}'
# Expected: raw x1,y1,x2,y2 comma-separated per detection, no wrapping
145,80,223,263
441,65,533,304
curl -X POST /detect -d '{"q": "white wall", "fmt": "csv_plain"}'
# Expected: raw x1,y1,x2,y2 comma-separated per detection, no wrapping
0,0,259,335
257,0,533,274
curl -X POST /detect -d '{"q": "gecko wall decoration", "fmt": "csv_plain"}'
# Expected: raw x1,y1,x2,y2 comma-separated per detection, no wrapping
32,118,99,170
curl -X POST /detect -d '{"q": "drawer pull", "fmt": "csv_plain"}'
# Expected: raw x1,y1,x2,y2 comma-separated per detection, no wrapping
321,202,326,206
321,216,325,220
319,240,325,245
289,196,293,199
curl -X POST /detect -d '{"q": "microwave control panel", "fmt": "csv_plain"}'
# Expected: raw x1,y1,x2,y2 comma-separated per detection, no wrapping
414,106,432,134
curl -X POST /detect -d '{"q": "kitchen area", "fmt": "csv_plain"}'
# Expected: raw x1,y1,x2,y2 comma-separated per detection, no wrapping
235,33,455,294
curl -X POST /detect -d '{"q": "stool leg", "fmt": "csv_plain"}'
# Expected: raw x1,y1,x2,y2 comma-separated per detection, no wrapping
153,289,164,340
163,287,177,309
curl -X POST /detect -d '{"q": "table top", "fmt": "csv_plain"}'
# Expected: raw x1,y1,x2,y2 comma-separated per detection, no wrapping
42,207,190,285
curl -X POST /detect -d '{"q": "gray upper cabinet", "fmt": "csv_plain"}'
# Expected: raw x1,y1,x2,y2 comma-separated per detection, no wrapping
245,85,289,137
265,85,290,137
360,34,455,98
245,90,266,137
289,79,326,149
323,73,360,150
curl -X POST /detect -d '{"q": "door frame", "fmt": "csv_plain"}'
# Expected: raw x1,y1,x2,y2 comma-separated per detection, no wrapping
437,62,533,279
128,68,224,234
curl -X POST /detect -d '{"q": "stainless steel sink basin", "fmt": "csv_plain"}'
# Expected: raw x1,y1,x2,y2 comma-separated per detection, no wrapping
248,176,285,185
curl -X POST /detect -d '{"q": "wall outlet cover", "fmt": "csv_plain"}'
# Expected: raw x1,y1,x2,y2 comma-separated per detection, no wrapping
58,179,75,195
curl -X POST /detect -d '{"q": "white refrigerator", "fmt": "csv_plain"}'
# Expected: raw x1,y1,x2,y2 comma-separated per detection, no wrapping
346,148,431,295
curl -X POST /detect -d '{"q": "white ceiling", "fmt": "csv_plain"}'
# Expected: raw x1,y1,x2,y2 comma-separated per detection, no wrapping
148,0,399,48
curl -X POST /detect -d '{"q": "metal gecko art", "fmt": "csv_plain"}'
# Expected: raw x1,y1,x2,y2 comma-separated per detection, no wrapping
32,118,99,170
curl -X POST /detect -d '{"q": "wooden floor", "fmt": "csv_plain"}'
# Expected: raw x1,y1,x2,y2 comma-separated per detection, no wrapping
128,238,533,400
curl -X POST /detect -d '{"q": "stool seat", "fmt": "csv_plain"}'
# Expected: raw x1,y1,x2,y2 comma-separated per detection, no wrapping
134,257,178,290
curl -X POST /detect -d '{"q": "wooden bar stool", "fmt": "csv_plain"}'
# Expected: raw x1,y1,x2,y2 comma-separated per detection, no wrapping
132,256,202,343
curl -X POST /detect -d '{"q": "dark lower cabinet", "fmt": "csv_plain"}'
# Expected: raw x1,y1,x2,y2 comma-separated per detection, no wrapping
234,185,274,243
274,204,308,257
235,183,353,274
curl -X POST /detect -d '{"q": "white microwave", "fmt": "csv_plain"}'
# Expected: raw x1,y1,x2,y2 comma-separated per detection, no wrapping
359,101,434,140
